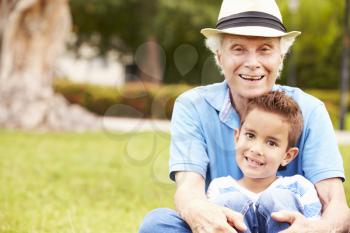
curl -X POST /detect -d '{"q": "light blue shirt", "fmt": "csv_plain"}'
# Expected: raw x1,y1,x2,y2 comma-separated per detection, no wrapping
169,81,345,189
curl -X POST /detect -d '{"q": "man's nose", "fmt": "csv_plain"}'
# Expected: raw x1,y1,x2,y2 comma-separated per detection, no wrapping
244,53,261,70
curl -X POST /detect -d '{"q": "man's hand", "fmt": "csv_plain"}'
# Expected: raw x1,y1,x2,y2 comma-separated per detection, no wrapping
182,198,247,233
271,210,332,233
174,172,247,233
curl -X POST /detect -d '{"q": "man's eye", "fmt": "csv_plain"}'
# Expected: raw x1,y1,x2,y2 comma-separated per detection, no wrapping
232,46,243,52
261,46,272,52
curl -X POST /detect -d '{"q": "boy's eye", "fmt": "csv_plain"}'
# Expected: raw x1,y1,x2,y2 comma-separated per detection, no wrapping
267,140,277,147
245,132,255,139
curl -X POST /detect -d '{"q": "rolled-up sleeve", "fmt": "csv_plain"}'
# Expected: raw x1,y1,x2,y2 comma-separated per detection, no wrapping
301,103,345,184
169,96,209,181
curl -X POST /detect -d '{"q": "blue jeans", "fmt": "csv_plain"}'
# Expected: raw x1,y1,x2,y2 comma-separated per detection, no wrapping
139,208,191,233
139,188,304,233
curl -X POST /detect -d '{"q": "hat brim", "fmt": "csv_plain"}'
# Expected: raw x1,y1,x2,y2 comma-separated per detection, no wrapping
201,26,301,39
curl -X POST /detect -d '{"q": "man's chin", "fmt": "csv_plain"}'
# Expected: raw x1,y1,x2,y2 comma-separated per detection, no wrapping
243,90,270,99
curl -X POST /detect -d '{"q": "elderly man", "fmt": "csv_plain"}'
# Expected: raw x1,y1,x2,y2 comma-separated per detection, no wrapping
139,0,350,232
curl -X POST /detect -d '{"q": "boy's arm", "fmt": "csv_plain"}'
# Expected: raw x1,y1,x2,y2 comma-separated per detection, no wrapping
272,178,350,233
174,171,247,233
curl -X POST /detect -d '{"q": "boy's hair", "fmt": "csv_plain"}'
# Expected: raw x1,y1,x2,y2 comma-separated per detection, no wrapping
241,91,303,148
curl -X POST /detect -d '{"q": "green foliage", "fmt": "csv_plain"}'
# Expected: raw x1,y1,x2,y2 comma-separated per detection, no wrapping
0,130,349,232
54,79,120,115
69,0,155,54
54,79,350,128
69,0,349,88
53,79,192,119
304,89,350,128
304,89,342,127
278,0,345,89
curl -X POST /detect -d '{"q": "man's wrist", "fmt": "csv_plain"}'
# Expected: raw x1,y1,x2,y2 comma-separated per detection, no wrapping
177,198,206,223
308,219,343,233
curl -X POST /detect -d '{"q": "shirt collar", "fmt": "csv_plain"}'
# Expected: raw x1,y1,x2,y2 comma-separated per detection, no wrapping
202,80,240,129
202,80,229,112
203,81,280,129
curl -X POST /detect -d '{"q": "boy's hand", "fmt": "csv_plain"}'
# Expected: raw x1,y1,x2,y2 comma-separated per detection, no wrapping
181,198,247,233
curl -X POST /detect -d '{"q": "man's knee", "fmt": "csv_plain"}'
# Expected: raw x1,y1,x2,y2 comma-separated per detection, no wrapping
139,208,186,233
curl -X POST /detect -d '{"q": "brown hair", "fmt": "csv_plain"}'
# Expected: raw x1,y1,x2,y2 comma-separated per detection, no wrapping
241,91,303,148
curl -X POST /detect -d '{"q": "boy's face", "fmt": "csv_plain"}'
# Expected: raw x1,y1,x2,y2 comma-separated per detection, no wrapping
235,108,298,182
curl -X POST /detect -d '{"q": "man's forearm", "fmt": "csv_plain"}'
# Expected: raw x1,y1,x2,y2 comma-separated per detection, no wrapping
174,172,207,216
319,199,350,232
316,178,350,232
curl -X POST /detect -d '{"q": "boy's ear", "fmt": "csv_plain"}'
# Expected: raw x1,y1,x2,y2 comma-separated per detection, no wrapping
234,128,240,144
281,147,299,167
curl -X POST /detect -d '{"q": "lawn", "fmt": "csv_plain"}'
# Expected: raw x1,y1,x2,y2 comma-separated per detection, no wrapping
0,129,349,233
0,130,175,233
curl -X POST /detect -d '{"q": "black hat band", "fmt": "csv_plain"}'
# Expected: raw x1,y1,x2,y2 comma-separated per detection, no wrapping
216,11,287,32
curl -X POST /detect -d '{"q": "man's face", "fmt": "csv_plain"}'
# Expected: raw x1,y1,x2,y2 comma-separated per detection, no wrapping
217,34,283,99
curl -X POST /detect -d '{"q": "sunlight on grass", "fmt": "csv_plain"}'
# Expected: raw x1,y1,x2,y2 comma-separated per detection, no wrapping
0,130,174,233
0,129,349,232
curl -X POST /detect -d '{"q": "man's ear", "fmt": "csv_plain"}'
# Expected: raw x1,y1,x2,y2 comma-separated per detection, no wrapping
216,50,223,67
281,147,299,167
234,128,240,144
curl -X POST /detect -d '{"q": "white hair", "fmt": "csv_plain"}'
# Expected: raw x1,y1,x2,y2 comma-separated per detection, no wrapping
204,34,296,76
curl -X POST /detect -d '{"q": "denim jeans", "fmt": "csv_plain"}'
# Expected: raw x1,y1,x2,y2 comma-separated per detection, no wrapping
139,188,304,233
139,208,192,233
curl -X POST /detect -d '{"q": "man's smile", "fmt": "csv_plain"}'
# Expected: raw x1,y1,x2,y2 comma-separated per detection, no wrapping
239,74,265,81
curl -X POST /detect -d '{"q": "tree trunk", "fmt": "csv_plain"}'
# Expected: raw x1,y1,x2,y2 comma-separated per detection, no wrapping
0,0,98,131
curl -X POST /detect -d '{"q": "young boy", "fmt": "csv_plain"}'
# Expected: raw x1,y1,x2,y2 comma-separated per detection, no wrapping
207,91,322,233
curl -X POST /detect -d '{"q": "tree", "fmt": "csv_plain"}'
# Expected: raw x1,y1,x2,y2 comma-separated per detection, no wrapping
278,0,344,89
0,0,97,131
69,0,346,88
69,0,222,85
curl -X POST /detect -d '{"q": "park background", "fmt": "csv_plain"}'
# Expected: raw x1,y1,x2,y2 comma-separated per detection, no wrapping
0,0,349,232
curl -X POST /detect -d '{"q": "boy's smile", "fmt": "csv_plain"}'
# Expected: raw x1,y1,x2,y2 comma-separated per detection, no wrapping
234,108,298,192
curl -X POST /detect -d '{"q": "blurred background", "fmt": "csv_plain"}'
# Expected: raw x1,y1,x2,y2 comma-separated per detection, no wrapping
0,0,349,232
1,0,349,128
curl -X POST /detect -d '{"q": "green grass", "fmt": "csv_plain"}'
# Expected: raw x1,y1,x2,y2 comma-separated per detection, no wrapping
340,146,350,204
0,130,349,232
0,130,175,233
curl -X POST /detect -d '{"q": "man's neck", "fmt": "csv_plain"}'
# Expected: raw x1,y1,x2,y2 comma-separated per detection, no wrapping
229,91,249,117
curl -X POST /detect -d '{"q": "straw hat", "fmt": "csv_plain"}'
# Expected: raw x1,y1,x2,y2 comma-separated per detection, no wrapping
201,0,301,39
